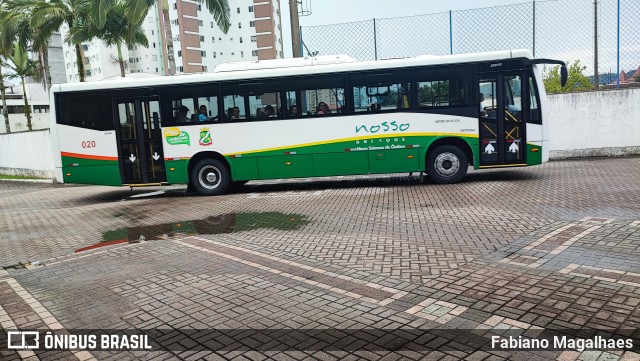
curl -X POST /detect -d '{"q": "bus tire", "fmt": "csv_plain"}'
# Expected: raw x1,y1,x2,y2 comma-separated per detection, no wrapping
190,159,230,195
426,145,468,184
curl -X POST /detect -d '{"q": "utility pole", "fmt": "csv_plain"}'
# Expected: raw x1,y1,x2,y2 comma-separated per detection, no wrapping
594,0,600,89
532,0,536,57
290,0,302,57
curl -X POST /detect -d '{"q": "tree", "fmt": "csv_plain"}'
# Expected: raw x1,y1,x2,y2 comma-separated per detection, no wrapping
69,1,148,77
4,0,57,91
93,0,230,75
543,60,594,93
6,43,41,130
30,0,90,82
161,0,176,75
0,0,60,132
0,63,10,133
0,4,21,133
116,0,229,32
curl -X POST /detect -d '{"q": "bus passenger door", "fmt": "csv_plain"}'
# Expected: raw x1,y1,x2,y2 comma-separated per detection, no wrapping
114,98,167,185
478,73,526,166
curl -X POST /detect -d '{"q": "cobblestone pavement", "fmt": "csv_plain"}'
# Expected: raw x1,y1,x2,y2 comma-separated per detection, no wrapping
1,157,640,360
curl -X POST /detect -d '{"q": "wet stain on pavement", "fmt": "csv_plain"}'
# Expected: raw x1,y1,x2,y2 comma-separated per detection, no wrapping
75,212,309,253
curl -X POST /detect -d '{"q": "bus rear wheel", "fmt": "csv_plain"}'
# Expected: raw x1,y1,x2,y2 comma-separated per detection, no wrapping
191,159,230,195
426,145,468,184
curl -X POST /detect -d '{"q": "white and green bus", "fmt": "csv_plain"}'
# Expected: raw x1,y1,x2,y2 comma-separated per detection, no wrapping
50,49,566,195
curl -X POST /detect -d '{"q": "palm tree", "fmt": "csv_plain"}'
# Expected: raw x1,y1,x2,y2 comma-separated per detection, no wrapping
4,0,58,91
0,61,11,133
69,1,148,77
94,0,230,75
30,0,90,82
6,43,41,130
1,0,56,133
94,0,230,31
0,4,21,133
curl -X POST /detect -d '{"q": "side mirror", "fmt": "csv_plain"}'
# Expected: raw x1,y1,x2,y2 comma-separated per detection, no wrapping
560,65,568,87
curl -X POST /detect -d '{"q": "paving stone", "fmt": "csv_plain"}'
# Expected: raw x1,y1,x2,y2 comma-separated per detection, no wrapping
1,158,639,359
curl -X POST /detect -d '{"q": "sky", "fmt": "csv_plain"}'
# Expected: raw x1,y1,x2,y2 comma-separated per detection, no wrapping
278,0,640,77
280,0,533,58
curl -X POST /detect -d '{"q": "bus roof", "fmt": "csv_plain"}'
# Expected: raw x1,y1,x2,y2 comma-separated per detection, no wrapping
52,49,534,93
213,54,358,72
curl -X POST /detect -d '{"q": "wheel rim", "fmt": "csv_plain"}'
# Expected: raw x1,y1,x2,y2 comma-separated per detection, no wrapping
434,152,460,178
198,165,221,189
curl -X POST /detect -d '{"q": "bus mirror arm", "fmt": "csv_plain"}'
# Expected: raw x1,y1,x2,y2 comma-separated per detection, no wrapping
525,59,568,87
560,66,568,87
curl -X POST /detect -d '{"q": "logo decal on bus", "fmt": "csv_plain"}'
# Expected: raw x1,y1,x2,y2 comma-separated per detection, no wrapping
355,121,410,134
199,128,212,146
164,127,191,146
163,128,180,137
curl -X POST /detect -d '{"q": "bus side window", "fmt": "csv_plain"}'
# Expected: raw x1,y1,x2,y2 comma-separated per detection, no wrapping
223,95,246,121
452,79,470,106
528,76,541,124
504,75,522,122
196,96,219,122
284,91,300,118
479,79,497,119
351,83,411,113
282,75,345,118
397,84,411,110
300,88,344,116
56,91,113,131
417,80,450,107
249,92,279,120
171,98,195,124
416,75,469,109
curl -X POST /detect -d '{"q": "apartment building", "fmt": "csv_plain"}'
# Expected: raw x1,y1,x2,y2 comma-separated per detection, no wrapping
59,0,284,81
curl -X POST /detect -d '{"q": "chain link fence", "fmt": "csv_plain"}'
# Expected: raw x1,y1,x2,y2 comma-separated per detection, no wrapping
300,0,639,89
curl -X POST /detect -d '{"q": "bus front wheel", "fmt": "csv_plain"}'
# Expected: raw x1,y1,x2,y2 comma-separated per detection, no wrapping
191,159,230,195
426,145,468,184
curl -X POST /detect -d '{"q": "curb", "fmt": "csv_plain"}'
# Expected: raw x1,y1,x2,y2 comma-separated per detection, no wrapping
0,178,55,184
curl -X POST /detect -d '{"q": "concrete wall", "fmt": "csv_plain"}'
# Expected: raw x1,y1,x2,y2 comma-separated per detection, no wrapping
0,81,52,133
547,88,640,158
0,89,639,179
0,113,50,133
0,129,55,178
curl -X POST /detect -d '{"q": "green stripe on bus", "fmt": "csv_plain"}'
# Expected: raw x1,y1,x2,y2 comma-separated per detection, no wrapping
226,135,478,181
61,156,122,186
165,159,190,184
526,143,543,166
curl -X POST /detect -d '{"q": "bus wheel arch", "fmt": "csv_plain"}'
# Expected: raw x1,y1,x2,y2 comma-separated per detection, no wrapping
188,152,231,195
425,138,473,184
